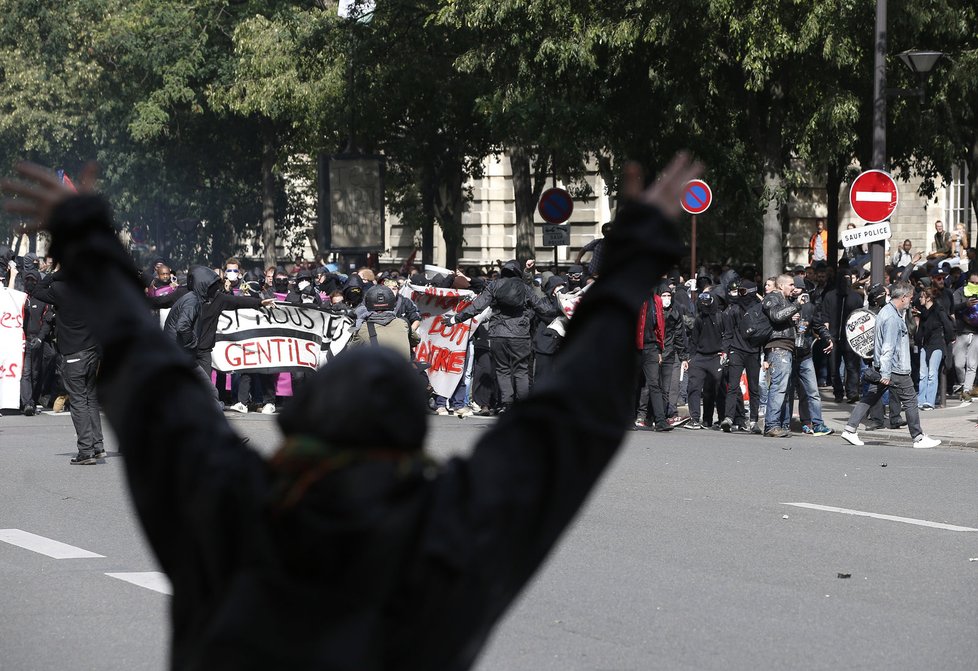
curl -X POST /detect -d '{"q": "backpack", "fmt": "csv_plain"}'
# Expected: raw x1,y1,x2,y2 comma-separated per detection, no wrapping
494,278,526,310
741,302,773,346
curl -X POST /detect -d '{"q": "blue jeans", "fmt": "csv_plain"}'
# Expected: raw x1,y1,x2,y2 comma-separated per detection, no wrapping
764,349,793,430
917,349,943,407
784,355,825,426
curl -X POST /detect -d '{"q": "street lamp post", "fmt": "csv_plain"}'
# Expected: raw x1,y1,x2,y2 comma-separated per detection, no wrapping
869,0,942,285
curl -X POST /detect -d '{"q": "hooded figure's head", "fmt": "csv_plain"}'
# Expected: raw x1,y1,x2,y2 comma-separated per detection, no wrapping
500,260,521,278
277,347,428,452
189,266,221,301
364,285,396,312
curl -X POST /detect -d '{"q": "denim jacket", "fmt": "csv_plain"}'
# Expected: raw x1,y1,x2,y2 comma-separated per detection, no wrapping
874,302,911,378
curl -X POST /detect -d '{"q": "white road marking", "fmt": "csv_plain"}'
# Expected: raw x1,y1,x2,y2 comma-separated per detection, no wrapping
0,529,105,559
854,191,893,202
105,572,172,595
781,503,978,532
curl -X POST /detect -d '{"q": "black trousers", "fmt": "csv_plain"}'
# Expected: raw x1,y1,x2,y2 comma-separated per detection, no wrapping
62,347,103,457
470,346,497,410
636,347,667,424
832,341,861,400
491,337,532,406
845,373,922,439
725,349,760,425
534,351,557,385
688,353,723,425
195,349,222,409
20,341,44,409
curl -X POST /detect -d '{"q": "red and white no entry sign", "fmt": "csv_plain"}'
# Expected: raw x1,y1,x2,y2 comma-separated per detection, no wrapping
681,180,712,215
849,170,899,224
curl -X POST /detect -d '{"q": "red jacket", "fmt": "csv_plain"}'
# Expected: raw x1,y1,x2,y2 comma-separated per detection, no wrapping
636,294,665,350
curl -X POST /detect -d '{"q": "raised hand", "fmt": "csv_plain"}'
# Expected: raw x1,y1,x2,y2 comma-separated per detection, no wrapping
1,162,98,233
620,152,704,221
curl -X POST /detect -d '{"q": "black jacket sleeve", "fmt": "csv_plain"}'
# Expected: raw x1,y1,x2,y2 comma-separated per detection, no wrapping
419,200,685,647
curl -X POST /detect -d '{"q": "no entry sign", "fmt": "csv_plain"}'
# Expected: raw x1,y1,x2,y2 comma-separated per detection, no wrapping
849,170,898,224
538,188,574,224
681,180,712,215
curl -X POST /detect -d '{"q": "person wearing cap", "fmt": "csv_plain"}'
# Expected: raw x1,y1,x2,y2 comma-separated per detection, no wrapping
720,279,762,433
2,153,699,669
682,289,727,429
348,284,412,360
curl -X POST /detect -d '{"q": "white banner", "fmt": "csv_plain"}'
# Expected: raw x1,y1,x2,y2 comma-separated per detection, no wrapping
845,308,877,359
0,288,27,409
211,304,353,373
404,283,489,398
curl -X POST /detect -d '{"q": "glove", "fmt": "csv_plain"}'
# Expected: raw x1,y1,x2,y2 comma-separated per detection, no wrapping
441,315,455,328
29,337,42,351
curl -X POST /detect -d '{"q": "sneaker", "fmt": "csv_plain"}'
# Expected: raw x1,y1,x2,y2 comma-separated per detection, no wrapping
841,430,864,446
749,422,763,435
668,416,691,428
654,421,673,432
634,418,647,428
261,403,276,415
920,404,933,411
958,398,973,408
812,424,834,436
887,420,907,430
913,435,941,449
801,425,814,435
23,404,35,417
69,454,98,465
94,448,107,459
846,395,860,404
765,427,787,438
229,402,248,414
435,406,450,416
862,421,884,431
720,418,732,433
469,402,482,414
455,407,473,418
685,421,703,430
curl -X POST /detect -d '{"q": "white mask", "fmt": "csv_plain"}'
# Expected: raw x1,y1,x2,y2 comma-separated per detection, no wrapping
661,296,672,308
297,280,311,291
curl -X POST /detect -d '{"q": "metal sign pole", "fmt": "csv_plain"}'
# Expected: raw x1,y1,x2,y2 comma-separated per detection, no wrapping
691,215,697,280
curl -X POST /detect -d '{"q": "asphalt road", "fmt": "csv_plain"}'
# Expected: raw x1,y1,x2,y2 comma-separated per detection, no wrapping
1,411,976,670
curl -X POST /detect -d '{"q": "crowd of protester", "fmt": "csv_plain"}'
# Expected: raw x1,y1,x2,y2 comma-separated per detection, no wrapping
3,216,974,443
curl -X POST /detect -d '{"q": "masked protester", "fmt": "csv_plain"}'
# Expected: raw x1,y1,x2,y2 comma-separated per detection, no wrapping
286,269,323,306
682,291,728,429
1,153,697,671
19,268,53,415
634,285,670,431
720,280,762,433
448,260,557,411
821,269,864,403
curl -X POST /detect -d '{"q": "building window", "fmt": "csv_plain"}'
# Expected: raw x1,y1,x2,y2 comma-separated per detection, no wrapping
946,163,971,227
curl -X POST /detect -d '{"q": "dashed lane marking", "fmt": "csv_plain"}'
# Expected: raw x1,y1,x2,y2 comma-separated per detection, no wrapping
0,529,105,559
781,503,978,532
105,572,172,595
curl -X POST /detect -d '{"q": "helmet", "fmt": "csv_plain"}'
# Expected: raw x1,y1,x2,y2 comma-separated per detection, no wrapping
364,285,396,312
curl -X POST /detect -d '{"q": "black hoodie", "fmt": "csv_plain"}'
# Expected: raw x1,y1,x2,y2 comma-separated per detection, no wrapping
32,270,97,354
163,266,219,353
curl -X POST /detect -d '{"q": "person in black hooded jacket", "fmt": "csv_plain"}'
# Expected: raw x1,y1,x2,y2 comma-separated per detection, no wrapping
449,259,557,409
1,154,699,671
19,267,54,415
531,275,568,383
720,279,762,433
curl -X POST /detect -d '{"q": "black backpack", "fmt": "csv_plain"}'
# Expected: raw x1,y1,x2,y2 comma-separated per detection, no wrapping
494,278,526,310
741,301,773,346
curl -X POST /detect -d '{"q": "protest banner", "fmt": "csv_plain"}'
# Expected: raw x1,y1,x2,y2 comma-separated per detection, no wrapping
0,288,26,409
403,283,489,398
211,304,353,373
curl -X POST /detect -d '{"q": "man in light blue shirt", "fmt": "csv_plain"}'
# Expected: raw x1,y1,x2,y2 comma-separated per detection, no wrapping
841,281,941,448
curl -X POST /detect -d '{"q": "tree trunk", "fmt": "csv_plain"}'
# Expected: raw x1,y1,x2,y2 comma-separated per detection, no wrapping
508,144,549,263
826,159,844,269
434,154,464,269
261,130,278,269
761,163,784,280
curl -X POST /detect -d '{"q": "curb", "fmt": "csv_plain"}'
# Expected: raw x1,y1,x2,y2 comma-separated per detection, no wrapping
853,429,978,451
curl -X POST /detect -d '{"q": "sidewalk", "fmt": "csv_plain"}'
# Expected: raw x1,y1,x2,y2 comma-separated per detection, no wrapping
819,392,978,450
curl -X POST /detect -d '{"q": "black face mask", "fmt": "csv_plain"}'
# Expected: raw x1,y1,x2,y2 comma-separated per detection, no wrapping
274,279,289,293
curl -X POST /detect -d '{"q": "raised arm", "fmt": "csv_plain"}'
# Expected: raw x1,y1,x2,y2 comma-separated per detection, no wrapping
424,155,700,625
